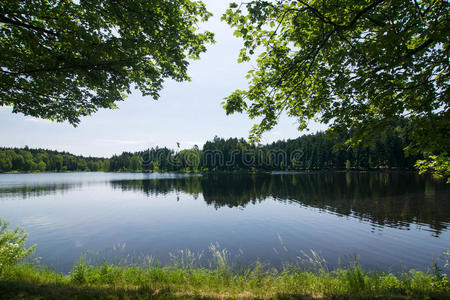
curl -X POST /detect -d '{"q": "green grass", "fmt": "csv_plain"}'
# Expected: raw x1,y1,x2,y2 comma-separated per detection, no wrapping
0,219,448,299
0,260,448,299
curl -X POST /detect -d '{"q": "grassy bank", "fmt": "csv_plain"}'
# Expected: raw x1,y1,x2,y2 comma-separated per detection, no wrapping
0,259,449,299
1,219,449,299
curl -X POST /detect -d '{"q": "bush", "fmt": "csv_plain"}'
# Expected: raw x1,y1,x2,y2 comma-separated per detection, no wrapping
70,262,89,284
0,218,35,274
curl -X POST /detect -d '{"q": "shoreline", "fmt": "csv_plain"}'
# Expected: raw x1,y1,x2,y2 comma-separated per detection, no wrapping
1,260,448,299
0,168,418,175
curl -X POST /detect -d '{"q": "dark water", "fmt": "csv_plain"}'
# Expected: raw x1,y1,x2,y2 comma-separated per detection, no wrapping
0,171,448,273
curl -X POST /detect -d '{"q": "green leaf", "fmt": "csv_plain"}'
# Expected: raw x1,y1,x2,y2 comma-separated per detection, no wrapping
0,0,214,125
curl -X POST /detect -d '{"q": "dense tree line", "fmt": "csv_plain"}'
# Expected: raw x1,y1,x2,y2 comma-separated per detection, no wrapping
0,123,421,173
0,147,107,172
108,146,202,173
201,124,420,171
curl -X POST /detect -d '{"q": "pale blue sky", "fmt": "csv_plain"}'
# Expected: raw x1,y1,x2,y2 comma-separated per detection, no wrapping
0,0,326,157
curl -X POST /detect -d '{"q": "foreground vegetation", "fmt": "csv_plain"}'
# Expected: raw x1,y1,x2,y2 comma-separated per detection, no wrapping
1,219,449,299
1,261,449,299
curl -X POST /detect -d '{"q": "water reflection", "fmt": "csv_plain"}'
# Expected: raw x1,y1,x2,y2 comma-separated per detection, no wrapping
111,176,202,198
0,183,80,200
1,172,448,236
0,171,448,273
110,172,450,236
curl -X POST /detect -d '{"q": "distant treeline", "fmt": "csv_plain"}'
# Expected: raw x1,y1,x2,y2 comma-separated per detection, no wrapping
0,124,421,173
0,147,108,172
108,122,421,172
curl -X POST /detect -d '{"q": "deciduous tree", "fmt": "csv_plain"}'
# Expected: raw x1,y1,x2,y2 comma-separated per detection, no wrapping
0,0,214,124
222,0,449,177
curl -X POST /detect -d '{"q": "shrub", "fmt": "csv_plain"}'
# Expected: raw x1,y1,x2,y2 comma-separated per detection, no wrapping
70,262,89,284
0,218,35,274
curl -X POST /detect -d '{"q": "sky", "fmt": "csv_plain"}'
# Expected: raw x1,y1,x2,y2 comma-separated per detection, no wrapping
0,0,326,158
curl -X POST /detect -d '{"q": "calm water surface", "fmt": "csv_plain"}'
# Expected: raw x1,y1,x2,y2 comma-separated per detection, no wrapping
0,171,448,273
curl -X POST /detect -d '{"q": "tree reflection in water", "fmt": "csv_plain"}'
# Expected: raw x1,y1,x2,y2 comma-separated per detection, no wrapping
110,172,450,237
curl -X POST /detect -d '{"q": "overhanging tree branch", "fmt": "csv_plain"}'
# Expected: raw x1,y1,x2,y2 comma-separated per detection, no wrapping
0,14,56,35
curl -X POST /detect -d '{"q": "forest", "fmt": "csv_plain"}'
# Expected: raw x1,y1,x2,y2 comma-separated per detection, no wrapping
0,147,107,172
0,123,420,173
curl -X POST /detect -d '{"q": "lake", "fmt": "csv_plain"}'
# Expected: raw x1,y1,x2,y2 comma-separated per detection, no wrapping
0,171,448,273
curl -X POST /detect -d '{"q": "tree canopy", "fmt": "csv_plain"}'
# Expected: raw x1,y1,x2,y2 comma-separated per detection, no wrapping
222,1,449,161
0,0,214,124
